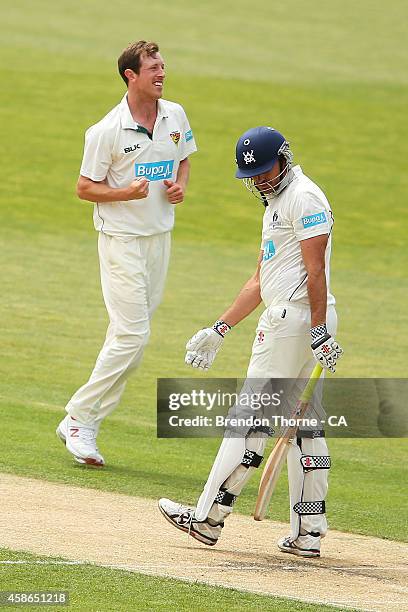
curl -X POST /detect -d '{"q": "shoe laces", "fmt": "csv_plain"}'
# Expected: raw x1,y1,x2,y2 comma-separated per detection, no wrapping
175,504,194,544
175,502,194,516
187,514,193,545
79,426,97,445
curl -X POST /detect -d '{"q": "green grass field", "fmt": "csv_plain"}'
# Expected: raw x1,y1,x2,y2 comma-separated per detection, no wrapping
0,549,354,612
1,0,407,609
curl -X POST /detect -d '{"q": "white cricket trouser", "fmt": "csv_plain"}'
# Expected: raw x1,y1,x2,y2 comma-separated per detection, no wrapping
248,301,337,539
65,231,171,425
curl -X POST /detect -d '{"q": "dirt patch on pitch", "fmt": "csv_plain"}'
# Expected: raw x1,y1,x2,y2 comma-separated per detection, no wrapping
0,474,407,611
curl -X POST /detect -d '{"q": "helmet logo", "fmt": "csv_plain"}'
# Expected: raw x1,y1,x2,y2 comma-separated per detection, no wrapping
243,138,251,145
243,150,256,164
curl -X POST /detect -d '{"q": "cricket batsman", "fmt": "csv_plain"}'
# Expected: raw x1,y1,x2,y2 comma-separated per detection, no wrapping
159,127,343,557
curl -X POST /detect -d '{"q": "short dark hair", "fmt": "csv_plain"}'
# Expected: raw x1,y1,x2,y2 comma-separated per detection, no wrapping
118,41,160,85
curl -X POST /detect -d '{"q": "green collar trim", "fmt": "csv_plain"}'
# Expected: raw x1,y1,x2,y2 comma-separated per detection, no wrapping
136,125,151,136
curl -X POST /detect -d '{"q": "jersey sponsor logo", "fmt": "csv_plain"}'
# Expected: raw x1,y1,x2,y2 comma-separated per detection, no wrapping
302,212,327,228
124,144,141,153
257,330,265,343
134,160,174,181
263,239,276,261
170,131,180,145
185,129,193,142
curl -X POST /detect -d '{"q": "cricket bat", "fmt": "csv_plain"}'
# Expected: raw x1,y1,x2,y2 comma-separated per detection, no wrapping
254,364,323,521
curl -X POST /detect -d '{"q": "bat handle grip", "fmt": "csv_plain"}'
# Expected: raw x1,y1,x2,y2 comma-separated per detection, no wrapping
300,364,323,403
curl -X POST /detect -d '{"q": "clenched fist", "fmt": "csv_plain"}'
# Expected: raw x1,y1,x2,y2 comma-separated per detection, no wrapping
310,323,343,373
125,178,149,200
185,320,231,370
164,179,184,204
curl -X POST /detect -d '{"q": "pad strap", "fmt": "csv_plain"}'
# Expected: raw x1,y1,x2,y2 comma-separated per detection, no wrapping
293,500,326,515
248,425,275,437
300,455,331,472
214,488,236,507
297,429,325,439
241,449,263,468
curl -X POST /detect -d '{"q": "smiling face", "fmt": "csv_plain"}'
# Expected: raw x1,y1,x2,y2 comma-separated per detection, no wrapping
125,52,165,101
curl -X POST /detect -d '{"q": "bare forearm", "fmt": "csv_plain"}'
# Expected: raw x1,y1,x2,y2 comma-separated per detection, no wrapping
301,234,329,328
77,180,131,203
307,268,327,327
76,175,150,203
220,277,262,327
176,158,190,190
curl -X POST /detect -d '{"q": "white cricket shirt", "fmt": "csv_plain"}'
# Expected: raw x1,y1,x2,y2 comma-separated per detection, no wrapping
260,165,335,307
80,94,197,236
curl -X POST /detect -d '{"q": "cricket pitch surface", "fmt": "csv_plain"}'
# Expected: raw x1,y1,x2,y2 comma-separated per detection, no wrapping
1,473,407,612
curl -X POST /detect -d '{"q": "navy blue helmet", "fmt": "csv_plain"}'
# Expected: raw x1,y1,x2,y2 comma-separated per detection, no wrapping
235,126,294,201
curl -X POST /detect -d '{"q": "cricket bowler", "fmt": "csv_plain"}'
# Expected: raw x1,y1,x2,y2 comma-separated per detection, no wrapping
159,126,343,557
56,41,197,466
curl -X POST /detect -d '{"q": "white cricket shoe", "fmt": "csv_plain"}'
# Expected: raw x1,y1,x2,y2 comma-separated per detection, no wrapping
56,415,105,467
158,498,222,546
278,533,321,558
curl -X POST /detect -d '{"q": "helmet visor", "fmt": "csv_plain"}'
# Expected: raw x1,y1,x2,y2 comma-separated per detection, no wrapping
244,162,289,200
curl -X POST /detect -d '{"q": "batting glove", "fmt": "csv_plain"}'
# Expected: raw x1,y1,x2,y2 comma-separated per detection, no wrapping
185,320,231,370
311,323,343,373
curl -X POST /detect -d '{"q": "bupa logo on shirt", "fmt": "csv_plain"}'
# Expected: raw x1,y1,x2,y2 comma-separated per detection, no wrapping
134,160,174,181
185,129,193,142
263,240,276,261
301,212,327,228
